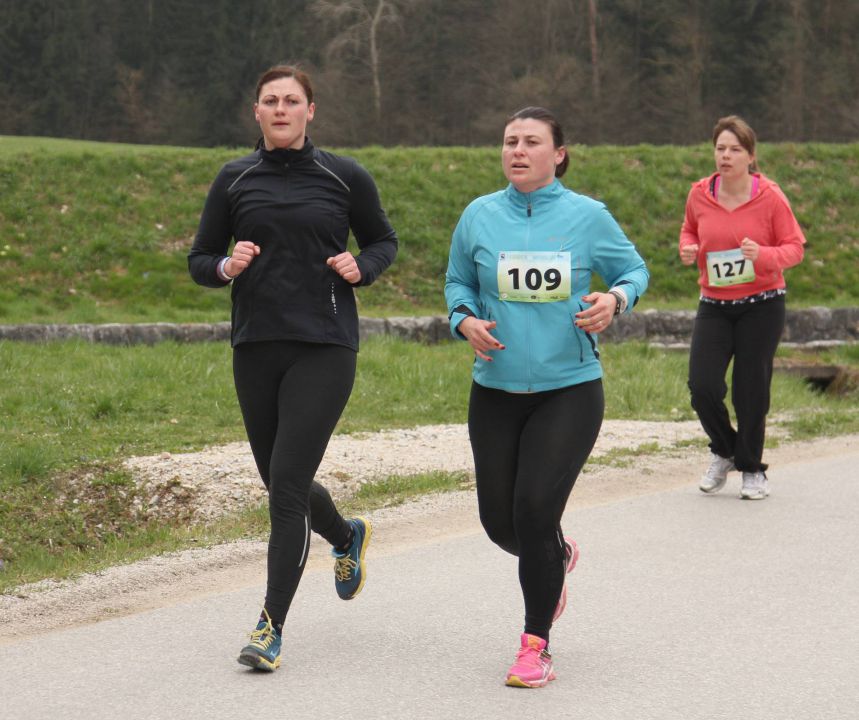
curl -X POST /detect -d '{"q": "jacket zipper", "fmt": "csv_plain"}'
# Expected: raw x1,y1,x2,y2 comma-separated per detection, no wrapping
574,302,599,360
585,331,599,359
526,193,532,389
574,305,585,362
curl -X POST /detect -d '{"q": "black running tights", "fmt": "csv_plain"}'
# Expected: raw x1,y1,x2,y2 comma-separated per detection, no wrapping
233,340,356,626
468,379,604,643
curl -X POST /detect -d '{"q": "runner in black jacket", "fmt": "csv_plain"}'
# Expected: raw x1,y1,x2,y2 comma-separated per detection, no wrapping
189,140,396,349
188,65,397,673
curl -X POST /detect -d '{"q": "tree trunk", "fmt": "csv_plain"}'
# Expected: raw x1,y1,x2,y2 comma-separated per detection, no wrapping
789,0,806,139
588,0,600,105
369,0,386,130
587,0,601,140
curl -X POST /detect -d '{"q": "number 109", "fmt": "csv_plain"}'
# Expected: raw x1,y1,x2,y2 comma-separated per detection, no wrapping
507,267,562,291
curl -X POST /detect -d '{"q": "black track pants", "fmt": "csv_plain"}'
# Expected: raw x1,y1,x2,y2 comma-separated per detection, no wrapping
688,295,785,472
233,340,356,625
468,379,604,643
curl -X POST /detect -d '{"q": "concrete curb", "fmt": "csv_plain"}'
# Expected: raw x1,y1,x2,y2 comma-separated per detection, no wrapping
1,307,857,346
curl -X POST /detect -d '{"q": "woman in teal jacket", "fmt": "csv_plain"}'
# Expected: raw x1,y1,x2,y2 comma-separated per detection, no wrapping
445,107,648,688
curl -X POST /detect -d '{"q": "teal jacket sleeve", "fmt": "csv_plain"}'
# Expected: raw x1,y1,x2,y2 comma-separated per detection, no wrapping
589,204,649,311
444,208,482,338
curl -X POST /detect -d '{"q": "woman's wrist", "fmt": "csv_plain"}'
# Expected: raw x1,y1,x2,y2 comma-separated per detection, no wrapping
217,257,234,282
608,288,628,315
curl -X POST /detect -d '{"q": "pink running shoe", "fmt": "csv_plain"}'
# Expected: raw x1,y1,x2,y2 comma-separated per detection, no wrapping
552,537,580,622
505,633,556,688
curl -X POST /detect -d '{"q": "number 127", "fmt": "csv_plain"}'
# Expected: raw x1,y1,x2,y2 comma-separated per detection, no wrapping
711,259,747,279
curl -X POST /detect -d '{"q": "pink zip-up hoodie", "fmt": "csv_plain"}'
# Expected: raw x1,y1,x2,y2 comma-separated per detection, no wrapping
679,172,806,300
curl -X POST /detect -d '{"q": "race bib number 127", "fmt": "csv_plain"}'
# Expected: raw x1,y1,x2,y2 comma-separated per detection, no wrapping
497,251,571,302
706,248,755,287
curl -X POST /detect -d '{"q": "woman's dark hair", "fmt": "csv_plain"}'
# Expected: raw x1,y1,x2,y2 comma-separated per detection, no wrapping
255,64,313,103
505,106,569,177
712,115,758,172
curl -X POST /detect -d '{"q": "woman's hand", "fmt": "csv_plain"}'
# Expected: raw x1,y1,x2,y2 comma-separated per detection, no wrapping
679,243,699,266
575,292,617,334
458,317,505,362
327,252,362,284
225,241,260,277
740,237,760,261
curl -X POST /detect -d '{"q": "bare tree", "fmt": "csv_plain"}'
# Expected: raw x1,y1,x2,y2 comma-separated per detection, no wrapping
587,0,601,106
586,0,602,140
785,0,808,139
312,0,413,139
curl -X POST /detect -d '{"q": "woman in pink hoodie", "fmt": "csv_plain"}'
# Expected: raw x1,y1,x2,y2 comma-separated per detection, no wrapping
679,115,805,500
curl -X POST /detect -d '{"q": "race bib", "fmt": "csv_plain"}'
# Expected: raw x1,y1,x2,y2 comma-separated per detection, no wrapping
706,248,755,287
497,251,571,302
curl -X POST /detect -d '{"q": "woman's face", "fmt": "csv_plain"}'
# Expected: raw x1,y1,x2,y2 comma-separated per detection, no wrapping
714,129,754,181
502,118,565,193
254,76,315,150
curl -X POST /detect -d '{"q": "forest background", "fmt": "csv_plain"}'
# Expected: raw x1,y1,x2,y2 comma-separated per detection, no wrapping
2,0,859,588
2,0,858,148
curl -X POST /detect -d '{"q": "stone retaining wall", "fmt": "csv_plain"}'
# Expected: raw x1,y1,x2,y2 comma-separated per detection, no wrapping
1,307,857,346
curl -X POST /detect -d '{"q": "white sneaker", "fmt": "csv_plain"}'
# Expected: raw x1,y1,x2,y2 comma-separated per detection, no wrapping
699,453,735,493
740,471,769,500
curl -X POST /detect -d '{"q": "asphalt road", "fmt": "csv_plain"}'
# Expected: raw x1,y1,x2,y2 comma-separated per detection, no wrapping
2,449,857,720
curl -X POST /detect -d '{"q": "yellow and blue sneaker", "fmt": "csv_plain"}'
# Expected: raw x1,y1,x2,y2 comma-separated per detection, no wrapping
332,516,372,600
237,609,282,672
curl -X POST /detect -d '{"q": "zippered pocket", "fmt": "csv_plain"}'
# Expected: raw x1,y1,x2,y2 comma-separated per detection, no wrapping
573,302,600,360
329,282,338,315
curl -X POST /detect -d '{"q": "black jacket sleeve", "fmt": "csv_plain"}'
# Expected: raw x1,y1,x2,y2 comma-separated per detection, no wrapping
187,168,233,288
348,161,398,287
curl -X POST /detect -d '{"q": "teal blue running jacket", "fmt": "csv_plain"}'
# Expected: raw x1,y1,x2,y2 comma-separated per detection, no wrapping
445,178,649,392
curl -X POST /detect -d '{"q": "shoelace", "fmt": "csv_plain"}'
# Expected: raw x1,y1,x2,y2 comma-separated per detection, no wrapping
334,555,357,581
249,625,276,650
709,456,733,473
746,473,765,489
514,646,551,667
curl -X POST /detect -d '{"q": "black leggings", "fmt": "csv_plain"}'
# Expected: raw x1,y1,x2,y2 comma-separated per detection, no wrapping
688,295,785,472
233,340,357,626
468,379,604,643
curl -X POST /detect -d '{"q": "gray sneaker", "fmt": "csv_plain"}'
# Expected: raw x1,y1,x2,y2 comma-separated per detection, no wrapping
740,471,769,500
699,453,735,494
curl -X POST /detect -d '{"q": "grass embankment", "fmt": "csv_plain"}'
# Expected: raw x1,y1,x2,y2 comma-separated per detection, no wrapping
1,338,858,591
1,136,858,324
1,136,857,590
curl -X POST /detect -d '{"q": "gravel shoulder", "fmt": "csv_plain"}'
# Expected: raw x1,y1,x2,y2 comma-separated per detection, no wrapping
2,422,854,645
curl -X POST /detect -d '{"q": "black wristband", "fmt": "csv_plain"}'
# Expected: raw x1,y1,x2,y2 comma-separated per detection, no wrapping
608,290,624,316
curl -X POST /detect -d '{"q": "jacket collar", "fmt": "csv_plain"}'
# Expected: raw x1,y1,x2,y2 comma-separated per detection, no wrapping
504,177,565,209
256,136,316,165
697,171,770,208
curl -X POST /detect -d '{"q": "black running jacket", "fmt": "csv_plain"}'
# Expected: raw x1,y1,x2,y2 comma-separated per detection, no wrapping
188,138,398,350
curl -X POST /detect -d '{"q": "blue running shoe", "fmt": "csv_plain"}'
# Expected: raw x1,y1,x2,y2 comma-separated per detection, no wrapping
237,609,282,672
332,516,372,600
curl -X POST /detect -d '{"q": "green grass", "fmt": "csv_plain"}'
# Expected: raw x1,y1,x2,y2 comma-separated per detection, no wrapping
0,136,206,157
587,441,667,468
1,136,857,324
2,134,856,591
1,337,857,591
348,471,473,509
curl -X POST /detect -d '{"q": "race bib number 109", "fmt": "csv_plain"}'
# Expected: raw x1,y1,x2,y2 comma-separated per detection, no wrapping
706,248,755,287
497,251,571,302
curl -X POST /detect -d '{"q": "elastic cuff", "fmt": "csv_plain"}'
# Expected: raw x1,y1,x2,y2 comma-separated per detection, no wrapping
608,287,628,314
216,257,233,282
448,305,477,339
